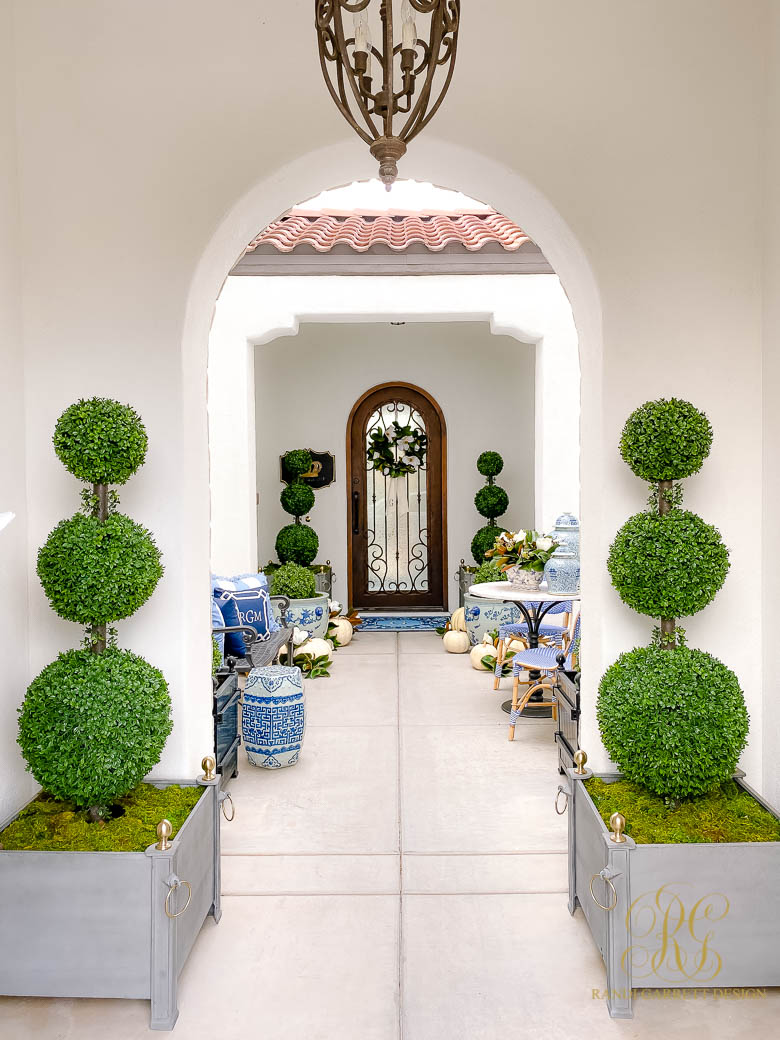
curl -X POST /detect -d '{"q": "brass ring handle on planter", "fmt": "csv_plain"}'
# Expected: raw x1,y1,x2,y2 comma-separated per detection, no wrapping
589,871,618,912
164,877,192,919
220,791,235,822
554,785,569,815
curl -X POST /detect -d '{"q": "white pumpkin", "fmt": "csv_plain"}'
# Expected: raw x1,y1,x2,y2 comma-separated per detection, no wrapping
449,607,467,632
442,629,470,654
329,617,354,646
471,643,497,670
296,637,333,661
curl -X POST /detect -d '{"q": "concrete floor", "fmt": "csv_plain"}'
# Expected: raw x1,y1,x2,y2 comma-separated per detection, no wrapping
2,631,778,1038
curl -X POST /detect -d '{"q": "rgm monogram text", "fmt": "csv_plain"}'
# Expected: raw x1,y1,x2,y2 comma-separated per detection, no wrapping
623,884,729,983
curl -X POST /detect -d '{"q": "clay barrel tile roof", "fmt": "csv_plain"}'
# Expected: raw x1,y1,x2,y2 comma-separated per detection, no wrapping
245,211,531,254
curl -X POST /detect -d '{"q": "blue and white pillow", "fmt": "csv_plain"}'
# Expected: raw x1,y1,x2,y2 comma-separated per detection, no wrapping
215,587,280,657
212,572,269,595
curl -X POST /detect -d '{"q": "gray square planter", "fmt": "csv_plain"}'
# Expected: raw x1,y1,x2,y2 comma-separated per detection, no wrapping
563,768,780,1019
0,773,223,1030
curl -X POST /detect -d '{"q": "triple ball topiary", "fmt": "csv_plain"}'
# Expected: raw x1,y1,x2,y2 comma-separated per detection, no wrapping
471,451,508,564
18,398,171,814
276,449,319,566
597,398,747,799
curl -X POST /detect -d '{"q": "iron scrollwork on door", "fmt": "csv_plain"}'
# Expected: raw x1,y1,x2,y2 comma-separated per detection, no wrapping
365,400,429,594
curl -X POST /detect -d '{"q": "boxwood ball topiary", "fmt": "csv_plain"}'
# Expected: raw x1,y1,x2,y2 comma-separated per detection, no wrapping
280,482,315,518
53,398,148,485
285,449,313,478
597,645,748,799
474,485,509,520
37,513,163,624
270,561,317,599
476,451,504,478
275,523,319,566
471,523,499,565
608,509,728,618
620,398,713,482
18,647,172,808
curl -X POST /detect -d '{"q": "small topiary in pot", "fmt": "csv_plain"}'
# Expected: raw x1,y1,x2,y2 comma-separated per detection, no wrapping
270,562,317,600
37,512,163,624
471,523,500,565
597,645,749,800
276,523,319,566
607,508,729,618
280,482,315,517
619,397,713,482
474,560,507,584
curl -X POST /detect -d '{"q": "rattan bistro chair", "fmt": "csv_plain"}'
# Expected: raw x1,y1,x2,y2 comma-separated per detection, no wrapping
507,612,580,741
492,600,572,690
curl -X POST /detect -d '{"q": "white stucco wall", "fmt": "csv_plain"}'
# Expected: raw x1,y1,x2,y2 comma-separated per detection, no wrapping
208,274,580,597
0,2,34,822
762,4,780,809
5,1,773,787
252,321,536,609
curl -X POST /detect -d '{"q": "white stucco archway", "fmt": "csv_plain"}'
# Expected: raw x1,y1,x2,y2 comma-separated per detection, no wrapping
181,136,607,767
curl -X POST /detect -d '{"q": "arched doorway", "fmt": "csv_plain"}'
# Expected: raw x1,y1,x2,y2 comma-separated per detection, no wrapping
346,382,447,610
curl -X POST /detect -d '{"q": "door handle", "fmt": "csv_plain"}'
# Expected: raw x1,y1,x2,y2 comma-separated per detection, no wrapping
352,491,360,535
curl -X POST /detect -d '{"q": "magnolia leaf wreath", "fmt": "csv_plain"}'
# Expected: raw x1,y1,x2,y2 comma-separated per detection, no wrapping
366,421,428,478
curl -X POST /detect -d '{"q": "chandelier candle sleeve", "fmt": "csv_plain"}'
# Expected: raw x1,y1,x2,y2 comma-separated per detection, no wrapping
315,1,461,187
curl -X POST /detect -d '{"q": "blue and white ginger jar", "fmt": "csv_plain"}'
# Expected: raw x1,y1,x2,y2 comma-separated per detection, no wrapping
242,665,305,769
553,512,580,556
544,552,580,594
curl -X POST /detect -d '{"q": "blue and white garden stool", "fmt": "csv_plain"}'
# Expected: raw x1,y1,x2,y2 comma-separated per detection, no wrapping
242,665,305,768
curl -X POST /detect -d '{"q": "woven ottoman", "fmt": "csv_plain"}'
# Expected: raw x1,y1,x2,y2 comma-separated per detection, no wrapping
242,665,305,768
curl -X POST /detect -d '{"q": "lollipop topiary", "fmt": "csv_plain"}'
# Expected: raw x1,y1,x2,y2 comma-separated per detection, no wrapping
597,398,747,799
277,449,320,566
18,398,171,817
471,451,508,563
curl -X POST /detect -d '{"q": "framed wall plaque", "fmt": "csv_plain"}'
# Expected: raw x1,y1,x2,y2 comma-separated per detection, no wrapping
280,450,335,489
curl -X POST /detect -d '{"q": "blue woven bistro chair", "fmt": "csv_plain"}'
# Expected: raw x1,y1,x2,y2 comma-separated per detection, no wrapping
492,600,572,691
507,612,580,741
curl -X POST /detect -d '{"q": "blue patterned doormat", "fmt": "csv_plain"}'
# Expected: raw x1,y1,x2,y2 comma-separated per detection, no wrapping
358,613,450,632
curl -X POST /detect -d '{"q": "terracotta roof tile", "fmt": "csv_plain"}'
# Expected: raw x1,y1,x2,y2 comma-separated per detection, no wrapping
246,212,531,255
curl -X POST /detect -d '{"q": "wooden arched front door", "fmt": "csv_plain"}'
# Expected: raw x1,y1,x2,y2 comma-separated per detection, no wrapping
347,383,447,610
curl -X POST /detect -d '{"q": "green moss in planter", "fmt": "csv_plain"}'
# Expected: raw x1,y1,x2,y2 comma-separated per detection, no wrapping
0,783,203,852
585,777,780,845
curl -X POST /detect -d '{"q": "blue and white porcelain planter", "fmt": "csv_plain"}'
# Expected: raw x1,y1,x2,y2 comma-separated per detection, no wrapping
272,594,329,639
242,665,305,769
544,552,581,594
464,593,521,646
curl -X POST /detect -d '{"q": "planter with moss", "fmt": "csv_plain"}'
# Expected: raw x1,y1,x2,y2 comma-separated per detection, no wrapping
0,768,222,1030
269,561,329,639
0,398,227,1029
564,761,780,1019
564,398,780,1018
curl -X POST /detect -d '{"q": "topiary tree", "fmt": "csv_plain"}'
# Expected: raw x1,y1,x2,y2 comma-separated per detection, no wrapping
276,449,319,565
18,398,171,818
270,562,317,600
597,398,748,799
471,451,508,564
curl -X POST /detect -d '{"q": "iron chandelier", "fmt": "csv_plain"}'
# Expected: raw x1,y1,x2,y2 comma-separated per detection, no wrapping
315,1,461,188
